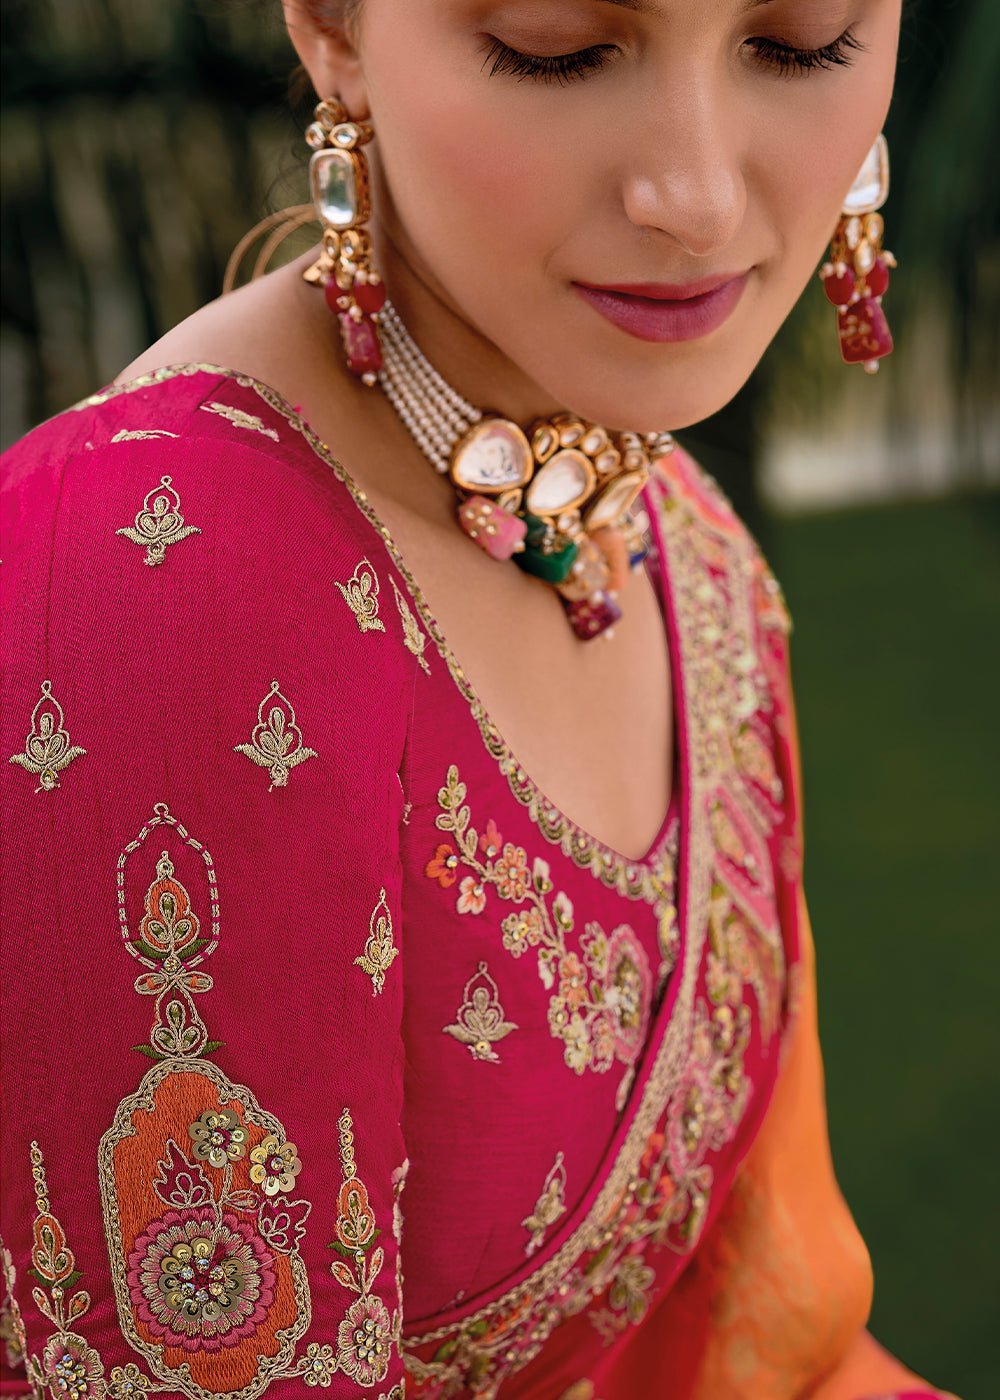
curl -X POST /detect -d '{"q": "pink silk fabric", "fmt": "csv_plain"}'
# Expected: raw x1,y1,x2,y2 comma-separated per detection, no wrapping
0,368,950,1399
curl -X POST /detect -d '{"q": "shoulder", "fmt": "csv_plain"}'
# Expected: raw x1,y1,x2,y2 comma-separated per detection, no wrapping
3,364,384,572
1,367,420,758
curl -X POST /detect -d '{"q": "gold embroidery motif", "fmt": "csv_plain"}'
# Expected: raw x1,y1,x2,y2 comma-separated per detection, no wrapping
354,888,399,995
118,805,220,1058
116,474,201,565
309,1109,401,1389
200,401,279,441
99,802,316,1397
443,961,518,1063
336,557,386,633
522,1152,567,1257
235,681,318,790
111,428,179,442
0,1243,27,1377
390,577,430,675
9,680,86,792
430,768,660,1088
24,1141,112,1399
589,1255,657,1344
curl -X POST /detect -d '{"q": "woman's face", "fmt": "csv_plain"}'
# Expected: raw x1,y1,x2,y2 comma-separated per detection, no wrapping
298,0,902,430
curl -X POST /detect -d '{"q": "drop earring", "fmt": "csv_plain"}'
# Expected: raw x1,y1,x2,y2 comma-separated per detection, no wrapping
302,98,386,385
820,133,897,374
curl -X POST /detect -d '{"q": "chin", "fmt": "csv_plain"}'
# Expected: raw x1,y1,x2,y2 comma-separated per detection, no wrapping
551,357,762,435
520,312,770,434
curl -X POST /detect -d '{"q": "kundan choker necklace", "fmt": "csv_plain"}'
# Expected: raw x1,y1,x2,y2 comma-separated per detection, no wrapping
374,301,675,642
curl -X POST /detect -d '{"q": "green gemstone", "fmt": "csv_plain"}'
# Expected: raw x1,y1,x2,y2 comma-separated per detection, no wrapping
514,536,578,583
521,511,551,548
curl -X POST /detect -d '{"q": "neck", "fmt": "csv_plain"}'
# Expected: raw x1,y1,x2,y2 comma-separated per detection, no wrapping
373,223,567,426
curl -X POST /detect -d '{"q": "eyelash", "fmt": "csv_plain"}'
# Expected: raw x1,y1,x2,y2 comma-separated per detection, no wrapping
481,29,864,85
481,39,616,85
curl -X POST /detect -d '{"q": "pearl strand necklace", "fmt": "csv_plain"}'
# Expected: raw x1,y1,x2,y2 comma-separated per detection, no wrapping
374,300,673,641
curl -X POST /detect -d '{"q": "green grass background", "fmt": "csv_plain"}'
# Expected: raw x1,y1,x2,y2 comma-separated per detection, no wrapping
765,495,1000,1399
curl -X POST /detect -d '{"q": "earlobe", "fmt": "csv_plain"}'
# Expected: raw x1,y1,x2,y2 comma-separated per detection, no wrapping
281,0,370,119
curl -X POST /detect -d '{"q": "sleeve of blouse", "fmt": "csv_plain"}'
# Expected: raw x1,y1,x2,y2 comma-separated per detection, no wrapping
0,383,414,1399
647,576,954,1400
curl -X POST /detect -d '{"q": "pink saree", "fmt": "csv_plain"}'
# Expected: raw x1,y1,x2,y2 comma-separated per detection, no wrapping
0,367,949,1399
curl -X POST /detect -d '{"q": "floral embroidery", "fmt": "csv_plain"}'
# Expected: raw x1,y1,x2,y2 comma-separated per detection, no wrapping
424,843,460,887
301,1341,338,1387
733,722,785,807
9,680,86,792
130,1207,274,1349
589,1255,657,1344
96,803,317,1396
494,843,530,900
390,576,431,675
336,558,386,633
0,1245,25,1374
189,1108,249,1168
107,1363,152,1397
200,400,279,440
234,680,318,791
456,875,487,916
431,767,655,1086
707,883,784,1040
111,428,178,442
354,888,399,994
443,961,518,1063
249,1135,303,1196
116,474,201,565
522,1153,567,1257
314,1110,401,1389
23,1141,111,1400
40,1334,105,1397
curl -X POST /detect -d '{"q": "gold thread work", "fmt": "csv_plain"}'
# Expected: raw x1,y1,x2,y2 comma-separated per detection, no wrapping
354,888,399,995
116,474,201,565
442,962,518,1063
235,681,318,791
335,558,386,633
9,680,86,792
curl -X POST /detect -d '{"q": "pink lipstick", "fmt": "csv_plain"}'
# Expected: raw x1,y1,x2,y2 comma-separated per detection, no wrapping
573,273,749,343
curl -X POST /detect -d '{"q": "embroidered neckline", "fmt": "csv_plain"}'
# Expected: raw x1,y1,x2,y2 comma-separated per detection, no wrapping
78,363,679,904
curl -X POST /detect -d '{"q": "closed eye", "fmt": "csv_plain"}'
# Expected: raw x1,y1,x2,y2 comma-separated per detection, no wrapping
481,38,617,85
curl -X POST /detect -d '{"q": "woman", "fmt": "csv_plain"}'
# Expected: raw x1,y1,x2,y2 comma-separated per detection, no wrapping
0,0,953,1396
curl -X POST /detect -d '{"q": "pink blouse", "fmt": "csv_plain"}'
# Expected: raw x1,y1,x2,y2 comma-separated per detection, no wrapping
0,367,946,1400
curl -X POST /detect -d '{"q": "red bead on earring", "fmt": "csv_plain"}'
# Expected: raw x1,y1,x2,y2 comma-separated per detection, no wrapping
819,134,897,375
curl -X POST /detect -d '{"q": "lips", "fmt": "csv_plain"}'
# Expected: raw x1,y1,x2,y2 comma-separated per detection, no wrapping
573,273,750,343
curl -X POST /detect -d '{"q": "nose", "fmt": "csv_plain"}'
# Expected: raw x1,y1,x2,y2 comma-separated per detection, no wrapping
621,80,747,258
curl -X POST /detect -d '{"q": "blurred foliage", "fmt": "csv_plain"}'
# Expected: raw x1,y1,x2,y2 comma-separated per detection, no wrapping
770,492,1000,1399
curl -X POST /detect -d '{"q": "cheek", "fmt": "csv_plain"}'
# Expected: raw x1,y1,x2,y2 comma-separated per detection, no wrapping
755,53,899,285
367,64,579,303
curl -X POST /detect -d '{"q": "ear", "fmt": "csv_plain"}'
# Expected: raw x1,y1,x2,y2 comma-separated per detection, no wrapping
282,1,370,118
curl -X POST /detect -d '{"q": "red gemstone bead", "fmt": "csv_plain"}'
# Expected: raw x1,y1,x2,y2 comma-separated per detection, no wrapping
338,312,383,377
865,256,890,299
323,277,348,316
354,276,387,315
822,265,856,309
562,591,622,641
837,297,893,366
